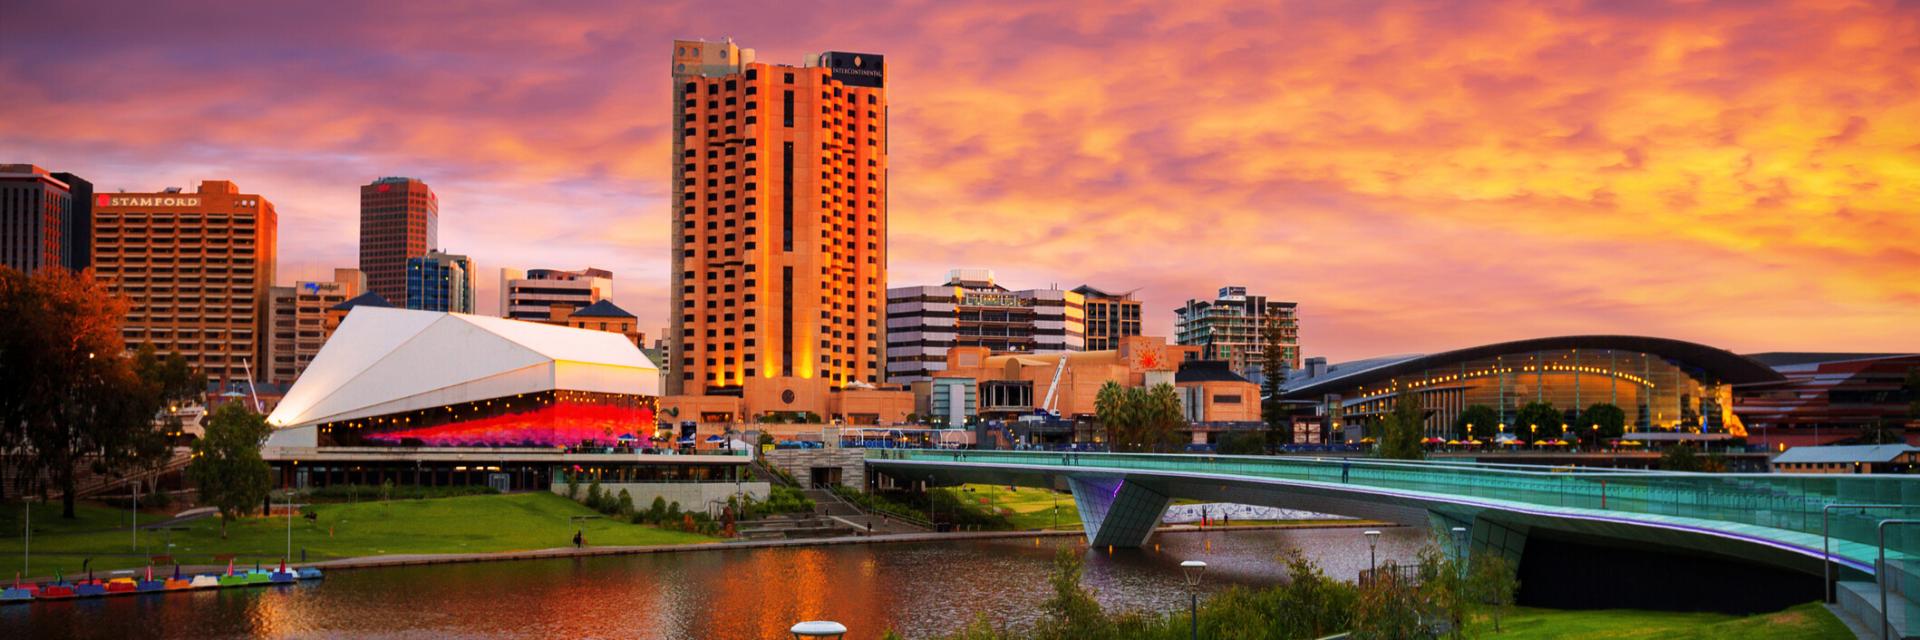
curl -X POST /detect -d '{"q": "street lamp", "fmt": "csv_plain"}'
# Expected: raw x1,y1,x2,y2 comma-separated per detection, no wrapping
1450,526,1468,578
789,620,848,640
1363,529,1382,575
1180,560,1207,640
1530,424,1538,446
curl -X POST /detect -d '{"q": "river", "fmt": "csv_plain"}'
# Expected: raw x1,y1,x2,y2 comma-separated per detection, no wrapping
8,526,1426,639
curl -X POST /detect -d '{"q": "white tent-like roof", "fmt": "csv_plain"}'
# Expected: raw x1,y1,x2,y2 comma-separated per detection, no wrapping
265,306,659,429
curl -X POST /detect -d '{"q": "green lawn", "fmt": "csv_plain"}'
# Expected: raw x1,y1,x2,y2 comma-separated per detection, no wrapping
939,484,1081,530
1486,602,1852,639
0,492,716,578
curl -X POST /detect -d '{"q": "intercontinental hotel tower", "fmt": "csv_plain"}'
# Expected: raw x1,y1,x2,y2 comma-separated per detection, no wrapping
668,39,889,413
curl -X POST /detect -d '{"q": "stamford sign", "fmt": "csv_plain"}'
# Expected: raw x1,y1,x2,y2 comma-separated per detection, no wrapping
100,195,201,208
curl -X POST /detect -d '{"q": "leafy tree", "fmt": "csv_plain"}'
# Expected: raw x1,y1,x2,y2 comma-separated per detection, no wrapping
1658,443,1704,472
1093,381,1131,448
1140,384,1188,453
1217,430,1265,455
1514,401,1564,441
1353,560,1426,639
187,402,273,538
0,266,159,515
1094,382,1185,453
1258,316,1291,450
616,488,635,517
1377,393,1426,460
1034,548,1111,640
1454,404,1500,441
1579,403,1628,443
1907,367,1920,419
1467,553,1520,632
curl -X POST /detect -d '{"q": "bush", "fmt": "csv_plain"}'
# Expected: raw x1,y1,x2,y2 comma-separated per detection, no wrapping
740,485,816,519
565,472,581,500
648,496,668,525
665,500,682,524
585,481,604,511
616,489,635,517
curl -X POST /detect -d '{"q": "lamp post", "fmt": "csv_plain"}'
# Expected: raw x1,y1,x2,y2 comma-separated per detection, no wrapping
1529,424,1538,447
1181,560,1207,640
1364,529,1382,576
1451,526,1469,579
789,620,848,640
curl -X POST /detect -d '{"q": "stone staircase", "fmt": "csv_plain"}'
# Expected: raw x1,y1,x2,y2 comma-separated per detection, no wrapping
733,513,858,541
1834,557,1920,639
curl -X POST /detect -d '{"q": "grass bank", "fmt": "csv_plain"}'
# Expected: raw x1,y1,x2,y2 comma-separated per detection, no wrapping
1489,602,1851,639
0,492,717,578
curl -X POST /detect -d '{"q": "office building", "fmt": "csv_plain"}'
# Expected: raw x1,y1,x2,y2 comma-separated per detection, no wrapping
266,268,365,384
93,180,278,385
359,177,437,306
1073,285,1141,351
665,37,895,420
1174,286,1300,378
406,250,474,313
500,267,612,322
0,164,91,272
886,269,1086,383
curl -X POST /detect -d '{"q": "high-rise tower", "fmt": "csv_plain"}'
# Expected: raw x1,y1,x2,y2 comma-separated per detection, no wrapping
669,38,888,412
359,177,437,306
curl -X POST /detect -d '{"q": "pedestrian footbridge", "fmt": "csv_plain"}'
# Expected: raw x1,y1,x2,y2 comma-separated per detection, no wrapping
867,450,1920,633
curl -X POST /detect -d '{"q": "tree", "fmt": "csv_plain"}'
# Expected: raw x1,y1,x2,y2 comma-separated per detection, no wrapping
1378,393,1426,460
1658,443,1704,472
1861,420,1906,445
187,402,272,538
1467,553,1520,632
1093,381,1131,448
1453,404,1500,441
1094,382,1185,453
1,266,172,517
1218,430,1265,455
1353,560,1426,639
1907,367,1920,420
1140,384,1188,453
1579,403,1628,444
1514,401,1564,441
1258,316,1291,451
1034,548,1111,640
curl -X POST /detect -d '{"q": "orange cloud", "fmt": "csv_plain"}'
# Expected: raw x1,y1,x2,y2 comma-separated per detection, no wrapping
1,0,1915,360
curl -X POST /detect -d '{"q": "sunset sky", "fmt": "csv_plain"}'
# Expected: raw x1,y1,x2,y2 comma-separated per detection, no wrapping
4,0,1916,362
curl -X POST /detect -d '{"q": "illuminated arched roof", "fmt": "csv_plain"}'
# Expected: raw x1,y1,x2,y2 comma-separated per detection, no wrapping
1281,335,1783,399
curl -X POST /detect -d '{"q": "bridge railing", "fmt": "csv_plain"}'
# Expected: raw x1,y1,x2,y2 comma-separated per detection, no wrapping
866,449,1920,567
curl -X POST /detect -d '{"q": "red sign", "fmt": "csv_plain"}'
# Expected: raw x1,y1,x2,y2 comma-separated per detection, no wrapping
96,194,110,207
377,183,392,193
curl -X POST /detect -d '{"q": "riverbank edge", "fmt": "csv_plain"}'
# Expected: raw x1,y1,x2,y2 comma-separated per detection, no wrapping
308,520,1394,573
10,520,1390,583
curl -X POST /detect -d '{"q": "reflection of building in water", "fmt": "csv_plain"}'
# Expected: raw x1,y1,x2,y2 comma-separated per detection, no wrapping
1282,336,1785,441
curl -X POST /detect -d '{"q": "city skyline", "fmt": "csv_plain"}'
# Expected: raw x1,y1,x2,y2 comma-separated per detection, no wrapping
5,1,1918,362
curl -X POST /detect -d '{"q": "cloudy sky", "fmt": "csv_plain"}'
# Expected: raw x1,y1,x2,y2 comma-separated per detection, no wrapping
4,0,1916,361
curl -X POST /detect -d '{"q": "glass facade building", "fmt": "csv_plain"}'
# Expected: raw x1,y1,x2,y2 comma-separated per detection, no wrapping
1282,336,1784,440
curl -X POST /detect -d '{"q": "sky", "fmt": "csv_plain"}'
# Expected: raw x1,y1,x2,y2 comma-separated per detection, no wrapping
3,0,1917,362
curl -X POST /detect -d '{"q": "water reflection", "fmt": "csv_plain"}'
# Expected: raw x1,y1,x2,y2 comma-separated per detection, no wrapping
8,527,1424,639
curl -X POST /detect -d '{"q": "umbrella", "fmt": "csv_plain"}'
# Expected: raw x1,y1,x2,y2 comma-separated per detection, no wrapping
1446,439,1461,445
1360,437,1377,444
617,433,637,441
704,435,726,443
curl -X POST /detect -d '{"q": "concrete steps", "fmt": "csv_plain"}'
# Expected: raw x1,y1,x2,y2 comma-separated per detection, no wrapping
1837,580,1919,639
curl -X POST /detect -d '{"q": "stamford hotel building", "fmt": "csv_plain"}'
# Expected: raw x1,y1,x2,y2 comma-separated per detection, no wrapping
93,181,277,387
663,39,911,425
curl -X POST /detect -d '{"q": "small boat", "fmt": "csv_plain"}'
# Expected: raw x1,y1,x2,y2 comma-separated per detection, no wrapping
296,567,323,581
216,574,248,588
164,566,193,591
243,568,274,585
0,588,30,603
104,578,138,595
134,566,165,593
188,575,221,589
74,583,106,598
36,584,75,600
269,561,296,584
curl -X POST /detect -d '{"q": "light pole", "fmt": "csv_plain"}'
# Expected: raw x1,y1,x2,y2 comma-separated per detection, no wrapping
1364,529,1381,577
1181,560,1207,640
1530,424,1538,447
789,620,848,640
1451,526,1469,578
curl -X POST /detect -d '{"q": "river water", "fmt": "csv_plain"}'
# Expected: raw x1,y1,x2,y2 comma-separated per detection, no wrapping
8,527,1425,639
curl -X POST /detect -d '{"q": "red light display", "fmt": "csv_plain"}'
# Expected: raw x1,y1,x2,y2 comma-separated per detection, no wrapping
363,401,654,447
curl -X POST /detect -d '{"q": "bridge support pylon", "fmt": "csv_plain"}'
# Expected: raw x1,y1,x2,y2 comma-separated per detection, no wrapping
1068,476,1172,548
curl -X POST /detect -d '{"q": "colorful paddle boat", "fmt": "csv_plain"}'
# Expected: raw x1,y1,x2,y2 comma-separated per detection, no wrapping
296,567,324,581
188,574,221,589
136,567,166,593
269,561,297,584
104,577,138,595
2,575,33,603
163,566,194,591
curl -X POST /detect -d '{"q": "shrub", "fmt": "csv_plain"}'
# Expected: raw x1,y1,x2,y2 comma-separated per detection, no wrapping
648,496,668,524
585,481,604,511
303,484,497,503
616,489,635,517
565,471,581,500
